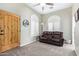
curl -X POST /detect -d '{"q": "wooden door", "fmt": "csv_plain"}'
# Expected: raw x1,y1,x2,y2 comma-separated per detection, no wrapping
10,15,20,48
0,10,20,53
0,12,5,52
1,14,12,52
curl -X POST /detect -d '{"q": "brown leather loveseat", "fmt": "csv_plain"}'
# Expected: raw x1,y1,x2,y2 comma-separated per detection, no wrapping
39,31,64,46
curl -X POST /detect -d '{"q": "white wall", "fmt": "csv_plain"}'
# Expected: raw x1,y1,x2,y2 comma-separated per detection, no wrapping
42,7,72,42
17,4,41,46
72,4,79,55
0,3,41,46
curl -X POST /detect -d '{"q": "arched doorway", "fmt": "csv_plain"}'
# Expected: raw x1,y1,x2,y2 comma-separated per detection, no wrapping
30,15,39,41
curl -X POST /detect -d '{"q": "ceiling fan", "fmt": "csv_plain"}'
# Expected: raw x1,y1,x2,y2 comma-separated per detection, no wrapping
33,3,54,11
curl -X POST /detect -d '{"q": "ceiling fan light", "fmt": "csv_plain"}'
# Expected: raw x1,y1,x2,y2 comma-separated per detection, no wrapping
42,7,44,11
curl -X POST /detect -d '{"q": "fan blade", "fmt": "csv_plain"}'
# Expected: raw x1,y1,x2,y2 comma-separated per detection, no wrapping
33,3,40,7
46,3,54,6
42,7,44,11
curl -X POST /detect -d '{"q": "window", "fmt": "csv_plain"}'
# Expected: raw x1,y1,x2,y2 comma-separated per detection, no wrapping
48,15,61,31
48,23,54,31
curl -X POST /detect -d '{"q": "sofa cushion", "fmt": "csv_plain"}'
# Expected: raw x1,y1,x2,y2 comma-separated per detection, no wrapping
54,35,61,39
52,38,60,41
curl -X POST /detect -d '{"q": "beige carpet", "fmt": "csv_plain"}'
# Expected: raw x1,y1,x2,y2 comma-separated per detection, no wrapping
0,41,76,56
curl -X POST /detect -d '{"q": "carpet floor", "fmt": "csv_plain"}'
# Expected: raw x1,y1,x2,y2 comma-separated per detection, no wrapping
0,41,77,56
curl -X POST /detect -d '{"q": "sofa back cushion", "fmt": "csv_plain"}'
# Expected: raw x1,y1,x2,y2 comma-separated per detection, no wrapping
53,31,63,38
54,34,61,39
42,31,63,39
43,31,53,35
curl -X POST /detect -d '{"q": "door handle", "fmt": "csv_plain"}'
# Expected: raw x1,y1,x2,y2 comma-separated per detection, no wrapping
0,30,4,35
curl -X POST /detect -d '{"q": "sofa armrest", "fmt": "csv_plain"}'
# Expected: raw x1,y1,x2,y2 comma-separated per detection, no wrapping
61,38,64,41
59,38,64,44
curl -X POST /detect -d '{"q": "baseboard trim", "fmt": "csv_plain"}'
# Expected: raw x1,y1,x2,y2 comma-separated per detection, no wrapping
75,49,78,56
75,50,77,56
20,40,36,47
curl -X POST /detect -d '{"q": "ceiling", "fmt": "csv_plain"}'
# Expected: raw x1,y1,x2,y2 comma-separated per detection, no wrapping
26,3,72,14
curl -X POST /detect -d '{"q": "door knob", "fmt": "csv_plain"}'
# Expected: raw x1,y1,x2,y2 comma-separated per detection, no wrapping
0,29,4,35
